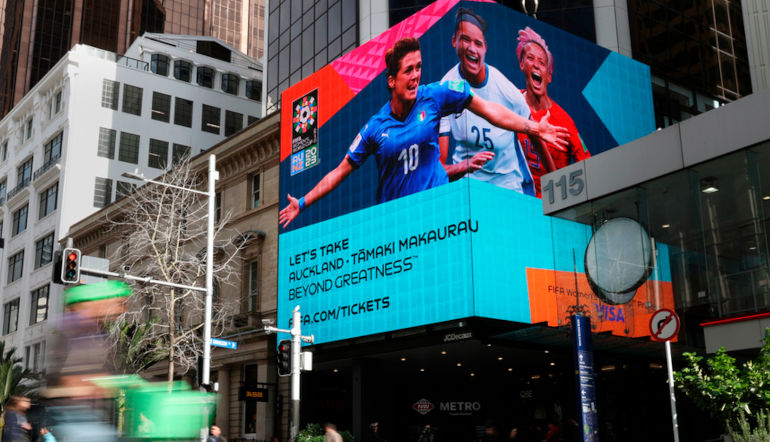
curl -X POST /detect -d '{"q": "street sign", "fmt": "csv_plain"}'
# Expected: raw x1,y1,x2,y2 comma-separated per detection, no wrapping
649,309,680,342
211,338,238,349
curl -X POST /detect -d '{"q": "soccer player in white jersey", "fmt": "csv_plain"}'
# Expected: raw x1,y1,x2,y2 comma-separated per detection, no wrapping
439,8,546,195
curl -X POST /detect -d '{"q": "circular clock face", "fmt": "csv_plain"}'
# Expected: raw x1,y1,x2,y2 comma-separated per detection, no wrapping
584,217,653,305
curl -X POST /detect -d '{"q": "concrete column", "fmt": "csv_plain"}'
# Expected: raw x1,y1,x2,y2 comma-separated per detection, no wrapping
593,0,632,57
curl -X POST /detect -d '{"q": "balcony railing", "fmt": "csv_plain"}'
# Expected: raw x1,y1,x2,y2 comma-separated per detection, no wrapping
6,179,30,200
33,154,60,181
117,56,149,71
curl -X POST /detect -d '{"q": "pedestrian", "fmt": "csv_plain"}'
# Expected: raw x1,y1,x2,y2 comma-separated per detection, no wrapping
208,424,226,442
2,395,32,442
40,427,57,442
368,421,385,442
324,422,343,442
417,424,434,442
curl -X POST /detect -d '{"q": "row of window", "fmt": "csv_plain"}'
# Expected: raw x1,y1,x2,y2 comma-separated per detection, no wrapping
1,182,58,242
2,283,49,335
149,54,262,100
0,91,63,170
98,128,193,171
102,81,256,136
0,132,62,205
6,230,55,285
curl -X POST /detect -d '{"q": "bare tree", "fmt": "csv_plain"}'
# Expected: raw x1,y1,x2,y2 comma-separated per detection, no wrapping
106,157,244,381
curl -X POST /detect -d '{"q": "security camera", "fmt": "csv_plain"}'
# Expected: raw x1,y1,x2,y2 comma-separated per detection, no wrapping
121,265,131,272
261,319,274,326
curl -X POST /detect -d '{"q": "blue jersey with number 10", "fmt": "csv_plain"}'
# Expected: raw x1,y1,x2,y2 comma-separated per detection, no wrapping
347,81,473,203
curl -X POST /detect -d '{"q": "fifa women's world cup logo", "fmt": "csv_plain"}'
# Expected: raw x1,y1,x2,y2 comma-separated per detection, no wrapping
290,89,320,175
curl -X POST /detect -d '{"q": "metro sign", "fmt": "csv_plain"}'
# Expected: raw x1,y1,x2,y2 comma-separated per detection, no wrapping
412,398,435,415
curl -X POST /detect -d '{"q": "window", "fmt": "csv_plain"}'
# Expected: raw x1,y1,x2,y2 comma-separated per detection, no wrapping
53,91,62,114
174,97,193,127
202,105,221,134
44,132,62,163
3,299,19,334
251,173,261,208
7,251,23,284
221,73,239,95
122,84,143,116
11,204,28,236
118,132,140,164
24,341,44,371
30,285,49,325
0,180,6,204
151,92,171,122
215,192,222,223
249,260,259,312
25,118,33,140
245,80,262,101
97,127,116,159
34,232,54,268
224,111,243,136
172,144,191,165
174,60,192,82
116,181,136,199
1,141,7,161
248,115,258,125
148,139,168,169
101,79,120,110
151,54,169,76
94,177,113,208
17,157,32,187
39,183,58,219
196,66,215,88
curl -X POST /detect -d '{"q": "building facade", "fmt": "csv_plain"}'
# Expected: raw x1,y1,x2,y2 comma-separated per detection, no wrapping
67,111,281,441
0,33,261,374
0,0,266,118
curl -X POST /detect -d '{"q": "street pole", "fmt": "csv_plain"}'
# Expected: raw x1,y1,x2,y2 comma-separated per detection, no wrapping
290,306,301,441
202,154,218,387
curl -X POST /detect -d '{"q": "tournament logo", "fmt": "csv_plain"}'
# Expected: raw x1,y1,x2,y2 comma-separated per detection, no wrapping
418,110,426,122
290,89,320,175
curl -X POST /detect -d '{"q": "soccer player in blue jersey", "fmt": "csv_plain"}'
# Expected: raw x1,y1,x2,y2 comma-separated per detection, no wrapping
279,37,569,228
439,8,540,195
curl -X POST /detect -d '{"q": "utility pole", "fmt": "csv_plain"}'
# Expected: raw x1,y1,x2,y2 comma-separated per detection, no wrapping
264,306,314,441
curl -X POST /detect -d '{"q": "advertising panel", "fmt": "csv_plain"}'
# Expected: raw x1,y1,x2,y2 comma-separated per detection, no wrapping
278,0,666,344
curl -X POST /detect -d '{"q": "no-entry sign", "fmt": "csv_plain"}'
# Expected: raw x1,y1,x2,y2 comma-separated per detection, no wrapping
649,309,680,342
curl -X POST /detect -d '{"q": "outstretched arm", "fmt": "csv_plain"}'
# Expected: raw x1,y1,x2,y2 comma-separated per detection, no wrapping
279,156,355,228
467,94,569,149
439,135,495,181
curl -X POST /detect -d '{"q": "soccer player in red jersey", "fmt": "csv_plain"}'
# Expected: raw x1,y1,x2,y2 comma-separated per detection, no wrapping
516,27,591,198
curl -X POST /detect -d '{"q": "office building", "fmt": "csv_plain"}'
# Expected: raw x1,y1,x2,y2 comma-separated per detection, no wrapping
0,33,261,375
0,0,265,118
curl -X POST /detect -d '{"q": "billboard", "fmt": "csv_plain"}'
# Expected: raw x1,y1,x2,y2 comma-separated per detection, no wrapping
278,0,669,344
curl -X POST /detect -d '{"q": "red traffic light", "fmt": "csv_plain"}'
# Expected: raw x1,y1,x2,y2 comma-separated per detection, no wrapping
67,252,78,262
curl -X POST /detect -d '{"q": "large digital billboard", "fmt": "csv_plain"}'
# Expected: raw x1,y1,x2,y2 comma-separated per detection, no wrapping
278,0,671,344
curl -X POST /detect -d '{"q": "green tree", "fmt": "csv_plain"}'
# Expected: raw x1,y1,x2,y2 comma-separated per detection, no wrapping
0,341,36,412
674,330,770,436
108,319,167,374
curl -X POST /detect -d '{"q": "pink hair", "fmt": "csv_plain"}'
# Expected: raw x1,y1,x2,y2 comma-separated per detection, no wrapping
516,27,553,76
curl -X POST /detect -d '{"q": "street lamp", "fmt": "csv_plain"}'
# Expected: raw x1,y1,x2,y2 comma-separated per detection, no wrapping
121,154,218,387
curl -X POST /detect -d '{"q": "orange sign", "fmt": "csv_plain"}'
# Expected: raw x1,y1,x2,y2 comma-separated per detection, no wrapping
526,268,677,339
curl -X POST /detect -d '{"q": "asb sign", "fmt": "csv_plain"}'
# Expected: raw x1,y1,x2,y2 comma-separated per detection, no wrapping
278,0,671,344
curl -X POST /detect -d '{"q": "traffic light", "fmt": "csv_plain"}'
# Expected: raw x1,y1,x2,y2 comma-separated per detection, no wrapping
51,250,63,284
277,339,291,377
60,247,82,284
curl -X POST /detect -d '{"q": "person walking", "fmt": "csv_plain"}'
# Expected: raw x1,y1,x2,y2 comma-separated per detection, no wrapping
324,422,343,442
2,395,32,442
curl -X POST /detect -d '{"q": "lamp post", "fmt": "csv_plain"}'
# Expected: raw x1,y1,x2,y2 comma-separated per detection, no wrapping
122,154,218,387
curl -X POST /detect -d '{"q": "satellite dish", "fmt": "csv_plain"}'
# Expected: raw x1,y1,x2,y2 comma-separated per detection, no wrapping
584,218,653,305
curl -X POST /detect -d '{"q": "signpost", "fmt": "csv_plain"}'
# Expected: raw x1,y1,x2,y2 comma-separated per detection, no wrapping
649,308,681,442
210,338,238,350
